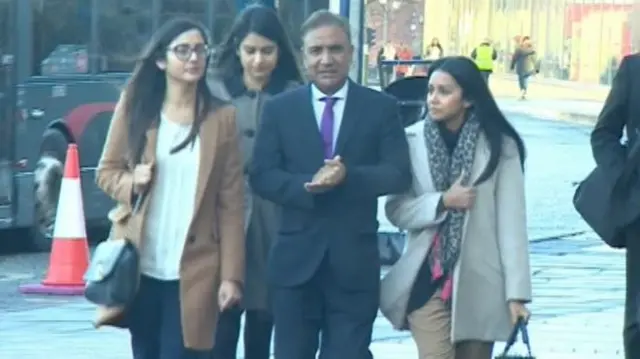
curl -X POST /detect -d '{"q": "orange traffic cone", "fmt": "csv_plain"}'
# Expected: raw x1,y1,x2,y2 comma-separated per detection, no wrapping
20,144,89,296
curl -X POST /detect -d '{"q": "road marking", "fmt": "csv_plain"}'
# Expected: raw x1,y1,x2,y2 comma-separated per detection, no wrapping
0,273,34,282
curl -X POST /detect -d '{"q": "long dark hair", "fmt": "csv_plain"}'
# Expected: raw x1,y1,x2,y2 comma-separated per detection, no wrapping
430,56,526,184
211,4,303,85
123,17,226,160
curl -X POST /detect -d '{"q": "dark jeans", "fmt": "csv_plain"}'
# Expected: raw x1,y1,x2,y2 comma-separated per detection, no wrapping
212,306,273,359
517,72,531,92
129,276,211,359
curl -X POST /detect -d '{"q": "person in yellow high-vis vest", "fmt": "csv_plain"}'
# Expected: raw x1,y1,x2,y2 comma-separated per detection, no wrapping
471,38,498,83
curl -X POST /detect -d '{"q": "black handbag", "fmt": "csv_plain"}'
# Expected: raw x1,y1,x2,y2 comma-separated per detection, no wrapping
573,139,640,249
83,235,140,307
84,141,148,307
494,318,535,359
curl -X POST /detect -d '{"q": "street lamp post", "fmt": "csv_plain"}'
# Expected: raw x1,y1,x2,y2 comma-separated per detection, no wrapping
379,0,401,44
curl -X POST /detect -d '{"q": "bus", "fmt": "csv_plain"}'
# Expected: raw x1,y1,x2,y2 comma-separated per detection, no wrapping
0,0,357,251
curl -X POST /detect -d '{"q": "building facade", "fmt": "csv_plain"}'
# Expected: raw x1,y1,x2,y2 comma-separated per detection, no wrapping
422,0,639,84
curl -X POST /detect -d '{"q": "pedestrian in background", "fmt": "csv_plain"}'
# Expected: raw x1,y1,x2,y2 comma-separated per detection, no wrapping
471,38,497,83
396,43,413,79
381,56,532,359
207,4,304,359
590,53,640,359
425,37,444,61
377,45,388,87
510,36,538,100
95,17,245,359
249,10,411,359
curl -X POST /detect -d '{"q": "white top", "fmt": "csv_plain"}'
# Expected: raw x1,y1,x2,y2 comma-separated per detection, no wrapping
311,81,349,153
140,115,200,280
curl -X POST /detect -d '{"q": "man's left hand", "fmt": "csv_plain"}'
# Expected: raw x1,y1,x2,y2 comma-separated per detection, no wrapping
305,156,346,193
508,301,531,325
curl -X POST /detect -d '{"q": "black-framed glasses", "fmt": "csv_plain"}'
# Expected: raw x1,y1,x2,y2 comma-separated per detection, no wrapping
168,43,210,61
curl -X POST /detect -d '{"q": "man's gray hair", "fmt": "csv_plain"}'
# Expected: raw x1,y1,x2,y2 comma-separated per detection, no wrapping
300,10,352,44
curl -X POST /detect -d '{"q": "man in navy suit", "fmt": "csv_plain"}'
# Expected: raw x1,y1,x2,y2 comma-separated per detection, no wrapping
249,10,411,359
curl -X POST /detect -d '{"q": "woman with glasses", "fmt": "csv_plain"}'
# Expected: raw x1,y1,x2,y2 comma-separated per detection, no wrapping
96,17,245,359
207,4,303,359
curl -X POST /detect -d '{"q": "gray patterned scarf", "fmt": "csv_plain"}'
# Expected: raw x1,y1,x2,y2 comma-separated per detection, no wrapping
423,114,480,287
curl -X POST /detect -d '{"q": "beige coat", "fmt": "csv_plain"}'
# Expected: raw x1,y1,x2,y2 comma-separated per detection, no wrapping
380,120,532,343
95,93,245,350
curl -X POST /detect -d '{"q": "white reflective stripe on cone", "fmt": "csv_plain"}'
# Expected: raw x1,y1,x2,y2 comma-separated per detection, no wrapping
53,178,87,239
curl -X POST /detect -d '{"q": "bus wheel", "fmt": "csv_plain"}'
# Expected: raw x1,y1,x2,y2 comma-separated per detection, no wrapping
31,129,68,252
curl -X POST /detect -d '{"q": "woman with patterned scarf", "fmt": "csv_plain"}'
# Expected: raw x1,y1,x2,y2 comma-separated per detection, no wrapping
380,56,532,359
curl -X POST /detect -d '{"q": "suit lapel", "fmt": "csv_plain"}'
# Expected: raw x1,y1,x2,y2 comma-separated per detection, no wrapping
461,133,489,250
192,113,218,215
406,121,432,194
470,134,490,184
139,116,217,217
141,127,158,165
334,81,360,156
298,86,325,162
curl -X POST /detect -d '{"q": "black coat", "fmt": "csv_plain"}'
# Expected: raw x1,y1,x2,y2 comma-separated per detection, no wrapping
590,53,640,358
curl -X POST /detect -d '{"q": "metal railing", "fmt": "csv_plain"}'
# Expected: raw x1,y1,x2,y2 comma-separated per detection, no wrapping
377,59,433,88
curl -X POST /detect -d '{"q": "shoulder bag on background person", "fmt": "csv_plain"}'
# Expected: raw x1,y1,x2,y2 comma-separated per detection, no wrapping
83,138,148,316
573,136,640,249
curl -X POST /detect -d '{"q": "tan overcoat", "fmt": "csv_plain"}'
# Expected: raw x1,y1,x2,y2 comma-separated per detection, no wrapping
95,92,245,350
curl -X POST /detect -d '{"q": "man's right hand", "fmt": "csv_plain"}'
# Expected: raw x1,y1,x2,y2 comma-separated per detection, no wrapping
442,171,475,210
132,163,154,194
304,156,346,193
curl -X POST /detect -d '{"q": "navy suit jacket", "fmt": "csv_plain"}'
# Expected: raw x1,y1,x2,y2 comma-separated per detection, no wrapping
249,81,411,291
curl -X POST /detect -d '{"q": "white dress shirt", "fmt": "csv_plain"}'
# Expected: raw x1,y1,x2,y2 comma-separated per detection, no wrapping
311,81,349,153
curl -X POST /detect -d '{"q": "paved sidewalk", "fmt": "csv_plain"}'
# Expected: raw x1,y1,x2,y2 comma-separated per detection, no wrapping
375,74,609,124
0,235,626,358
491,75,606,124
490,74,610,103
498,98,603,125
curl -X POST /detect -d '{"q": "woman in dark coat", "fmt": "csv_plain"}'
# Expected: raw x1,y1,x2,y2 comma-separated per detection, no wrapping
207,5,304,359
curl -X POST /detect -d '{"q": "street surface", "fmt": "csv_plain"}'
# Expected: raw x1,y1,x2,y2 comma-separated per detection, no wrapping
0,83,625,358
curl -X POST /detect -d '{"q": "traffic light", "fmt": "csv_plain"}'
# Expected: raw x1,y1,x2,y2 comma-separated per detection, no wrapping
365,27,376,44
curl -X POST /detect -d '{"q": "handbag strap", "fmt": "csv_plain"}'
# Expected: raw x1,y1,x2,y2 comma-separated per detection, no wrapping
500,317,532,357
130,125,150,214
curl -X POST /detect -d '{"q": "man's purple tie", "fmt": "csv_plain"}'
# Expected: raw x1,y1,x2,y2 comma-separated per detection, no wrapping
320,97,337,159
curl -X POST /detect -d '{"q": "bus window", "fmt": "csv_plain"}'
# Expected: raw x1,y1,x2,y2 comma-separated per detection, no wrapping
0,0,8,51
32,0,91,76
98,1,152,73
209,0,234,44
0,0,10,157
0,0,12,206
160,0,207,26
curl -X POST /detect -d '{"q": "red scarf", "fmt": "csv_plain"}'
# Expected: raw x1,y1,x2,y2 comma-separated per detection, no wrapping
429,232,453,302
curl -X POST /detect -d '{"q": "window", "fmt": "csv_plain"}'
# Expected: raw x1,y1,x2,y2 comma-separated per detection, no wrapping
31,0,91,75
98,0,153,72
0,0,12,166
0,0,9,52
160,0,208,27
209,0,235,44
